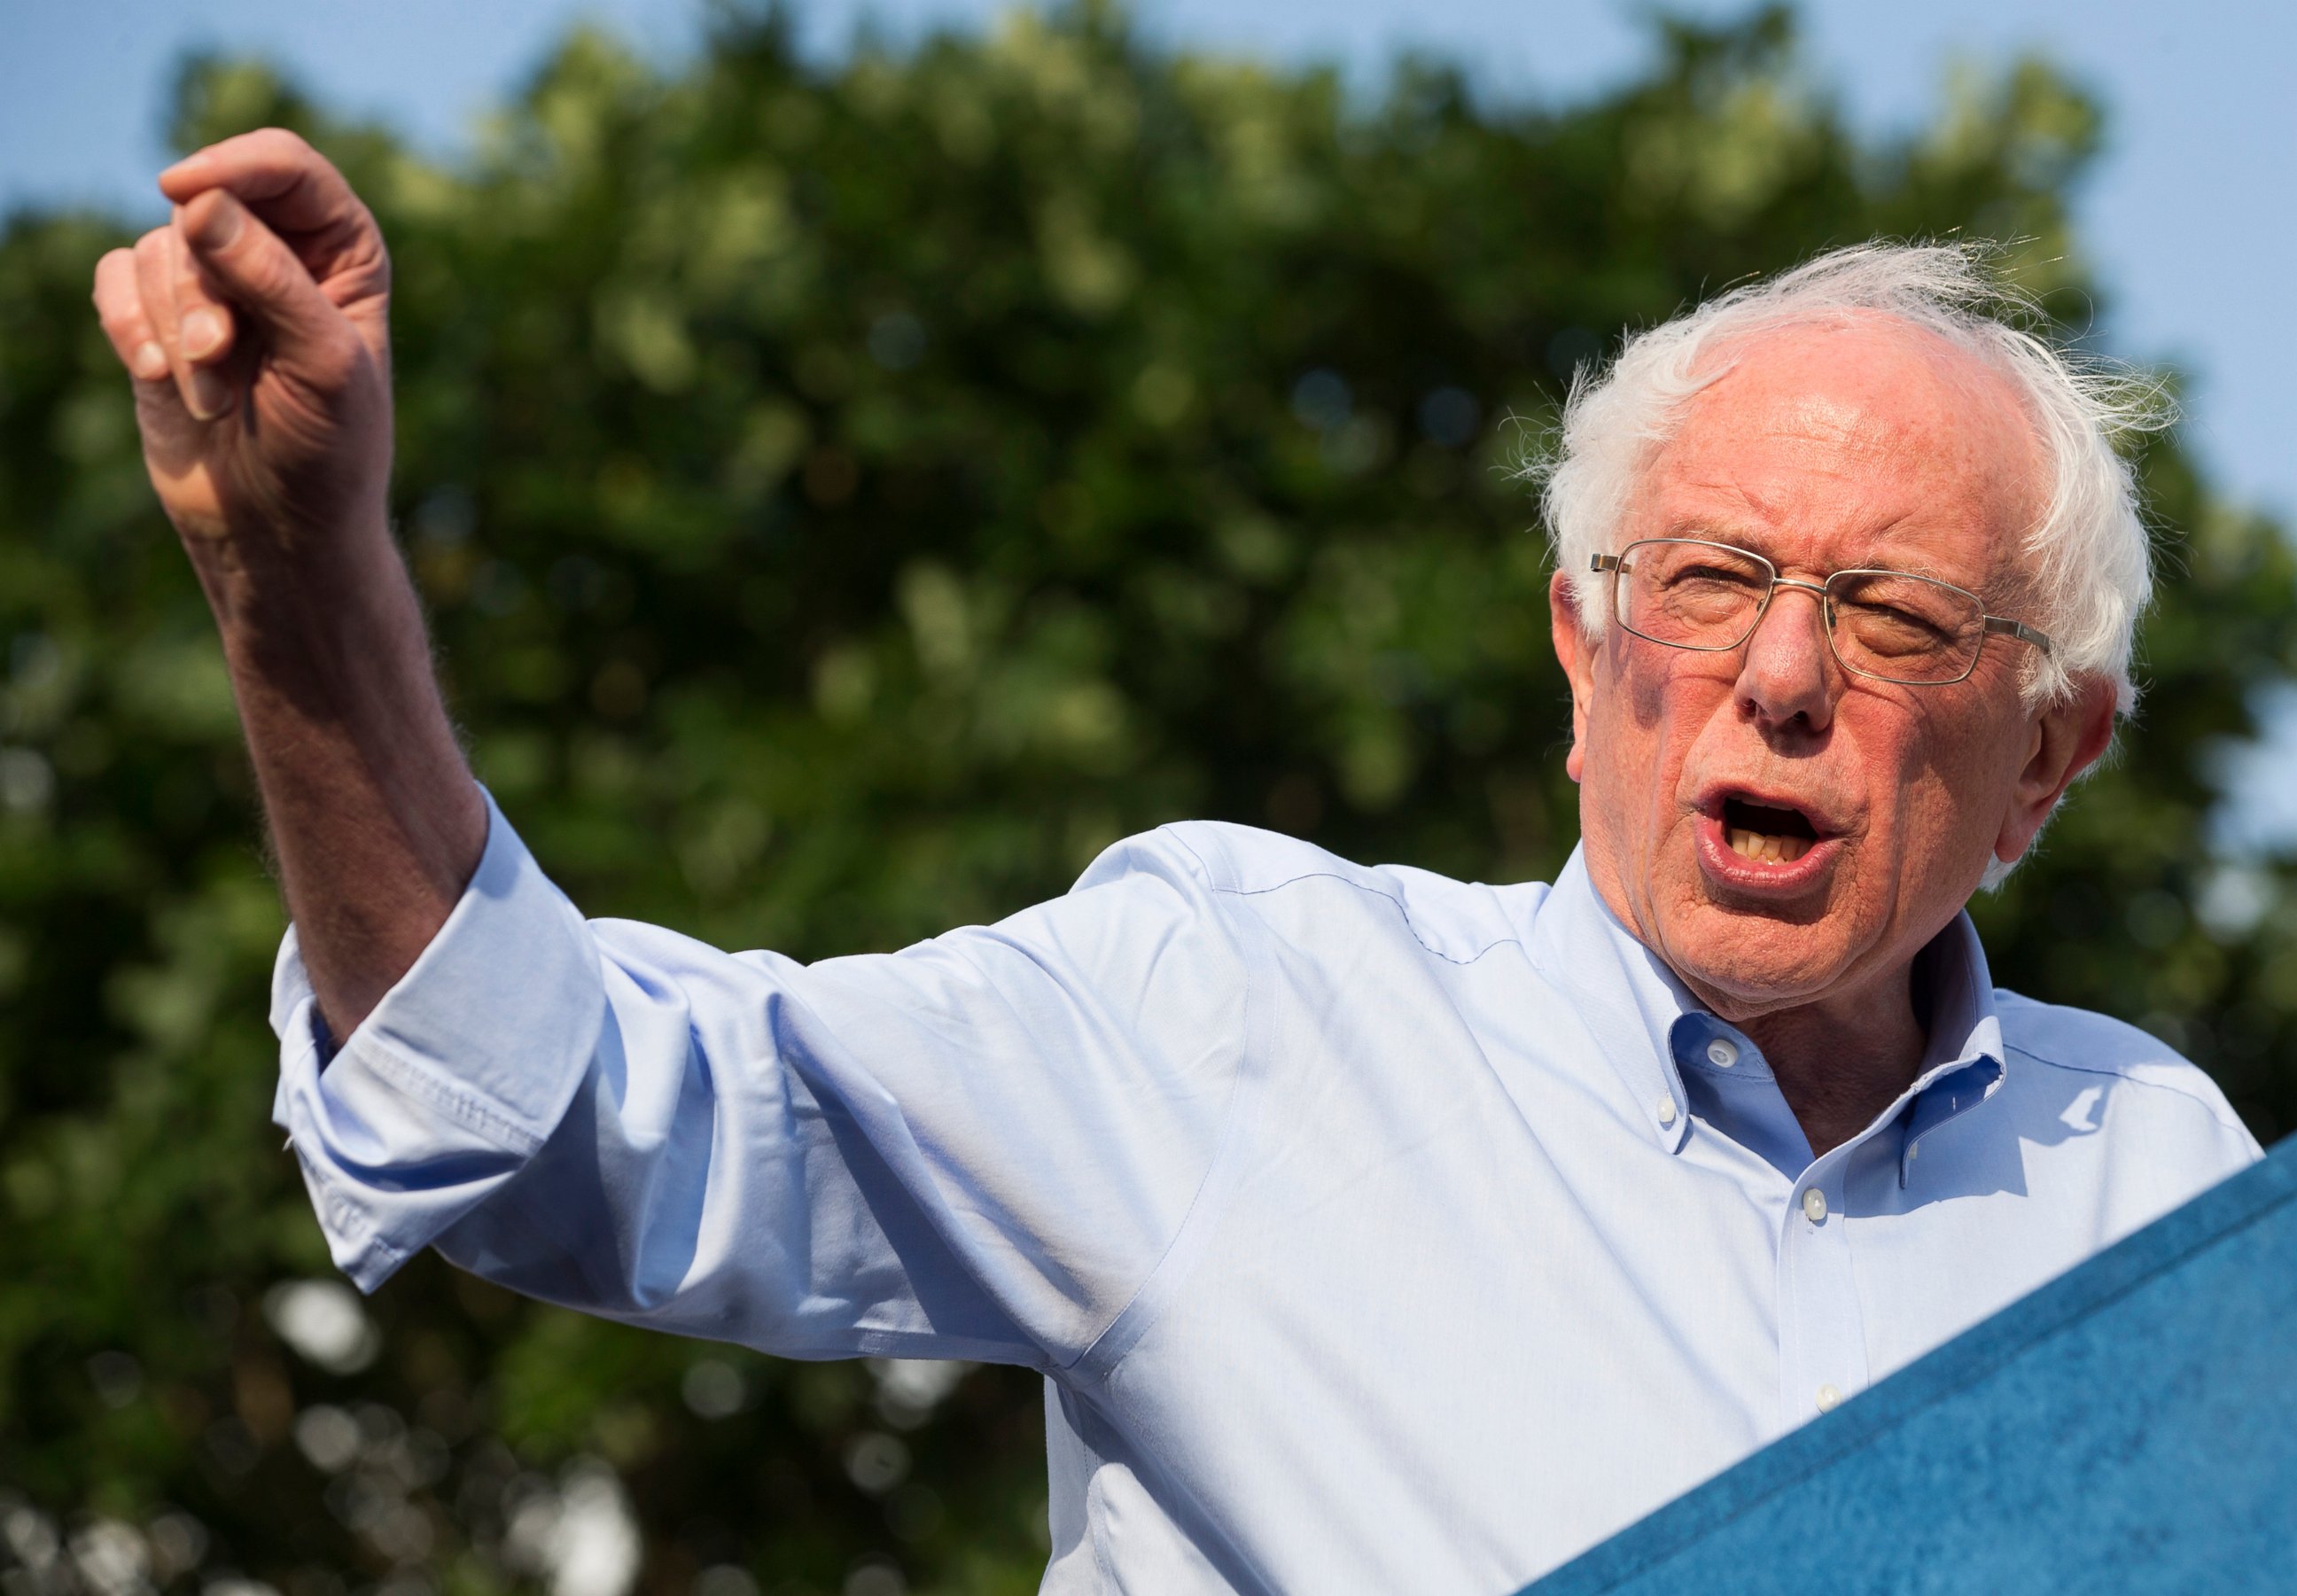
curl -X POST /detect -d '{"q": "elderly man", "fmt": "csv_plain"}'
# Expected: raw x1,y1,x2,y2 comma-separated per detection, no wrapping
94,133,2256,1592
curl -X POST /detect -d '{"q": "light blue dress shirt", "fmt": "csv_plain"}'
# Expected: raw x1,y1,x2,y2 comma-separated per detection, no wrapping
271,792,2260,1592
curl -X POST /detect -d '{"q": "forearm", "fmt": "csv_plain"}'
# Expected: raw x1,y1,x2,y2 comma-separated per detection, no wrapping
193,518,486,1039
90,132,477,1035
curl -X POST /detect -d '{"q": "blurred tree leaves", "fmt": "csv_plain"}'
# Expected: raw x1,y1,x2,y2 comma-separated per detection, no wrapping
3,4,2294,1595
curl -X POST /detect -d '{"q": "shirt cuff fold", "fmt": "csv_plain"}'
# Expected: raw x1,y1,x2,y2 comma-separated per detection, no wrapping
269,787,604,1291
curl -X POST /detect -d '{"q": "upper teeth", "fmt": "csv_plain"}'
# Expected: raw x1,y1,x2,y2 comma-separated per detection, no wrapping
1728,829,1810,863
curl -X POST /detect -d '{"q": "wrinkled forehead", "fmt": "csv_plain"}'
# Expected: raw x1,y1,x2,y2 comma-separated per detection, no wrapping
1631,315,2048,595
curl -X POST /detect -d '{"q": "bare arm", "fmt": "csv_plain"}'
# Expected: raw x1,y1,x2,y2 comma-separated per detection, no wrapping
90,130,484,1038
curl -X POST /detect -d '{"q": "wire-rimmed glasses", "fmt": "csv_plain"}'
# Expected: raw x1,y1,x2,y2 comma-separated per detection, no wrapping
1589,538,2052,687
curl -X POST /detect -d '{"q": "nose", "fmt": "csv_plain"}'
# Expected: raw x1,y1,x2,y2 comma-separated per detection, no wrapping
1733,580,1837,734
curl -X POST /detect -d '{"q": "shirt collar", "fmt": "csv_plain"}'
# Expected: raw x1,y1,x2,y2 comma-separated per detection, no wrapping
1528,848,1704,1154
1528,845,2008,1177
1895,910,2007,1185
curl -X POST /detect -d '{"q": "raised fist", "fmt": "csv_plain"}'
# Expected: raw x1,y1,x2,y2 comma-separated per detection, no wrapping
90,129,393,569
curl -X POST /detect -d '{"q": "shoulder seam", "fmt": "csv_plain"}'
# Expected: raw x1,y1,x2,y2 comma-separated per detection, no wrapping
1216,868,1524,968
1153,822,1219,889
2003,1040,2247,1136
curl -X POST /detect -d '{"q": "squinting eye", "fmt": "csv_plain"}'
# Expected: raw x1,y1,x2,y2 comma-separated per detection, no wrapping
1665,564,1761,587
1840,601,1957,657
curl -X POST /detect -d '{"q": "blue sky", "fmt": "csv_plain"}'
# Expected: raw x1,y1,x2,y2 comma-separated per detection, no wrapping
10,0,2297,838
8,1,2288,522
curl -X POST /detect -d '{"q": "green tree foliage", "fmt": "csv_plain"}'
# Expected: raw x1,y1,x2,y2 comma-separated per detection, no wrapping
2,4,2292,1593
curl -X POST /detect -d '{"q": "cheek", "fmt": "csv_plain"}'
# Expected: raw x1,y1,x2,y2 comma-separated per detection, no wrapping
1865,710,2021,876
1588,649,1726,846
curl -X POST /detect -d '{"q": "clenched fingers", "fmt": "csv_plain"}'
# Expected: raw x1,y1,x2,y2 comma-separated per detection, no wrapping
91,248,171,385
175,188,346,361
160,130,387,309
159,128,370,243
133,222,237,421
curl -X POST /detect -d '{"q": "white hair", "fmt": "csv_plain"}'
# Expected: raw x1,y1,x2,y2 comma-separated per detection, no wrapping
1535,242,2170,715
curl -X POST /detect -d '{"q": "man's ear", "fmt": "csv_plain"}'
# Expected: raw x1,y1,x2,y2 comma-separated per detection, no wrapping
1550,570,1598,785
1994,674,2118,868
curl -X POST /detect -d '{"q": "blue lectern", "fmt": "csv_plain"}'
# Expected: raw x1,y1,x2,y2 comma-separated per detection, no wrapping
1525,1136,2297,1593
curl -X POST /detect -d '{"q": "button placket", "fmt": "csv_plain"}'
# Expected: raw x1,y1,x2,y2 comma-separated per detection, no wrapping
1774,1162,1866,1429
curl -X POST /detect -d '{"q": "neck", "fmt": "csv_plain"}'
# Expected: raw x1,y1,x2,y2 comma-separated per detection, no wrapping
1732,968,1927,1157
1573,839,1937,1160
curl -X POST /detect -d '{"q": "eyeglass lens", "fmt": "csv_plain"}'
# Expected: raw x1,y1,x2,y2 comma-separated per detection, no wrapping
1614,539,1987,683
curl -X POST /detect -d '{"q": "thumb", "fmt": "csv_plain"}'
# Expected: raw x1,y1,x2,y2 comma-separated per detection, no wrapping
177,188,345,356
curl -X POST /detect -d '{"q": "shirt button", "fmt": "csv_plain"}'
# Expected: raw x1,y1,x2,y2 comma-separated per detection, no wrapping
1655,1096,1678,1127
1816,1383,1843,1413
1706,1038,1739,1068
1801,1188,1828,1224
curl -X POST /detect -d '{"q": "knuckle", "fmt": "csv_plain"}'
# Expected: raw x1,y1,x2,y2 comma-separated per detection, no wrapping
234,235,304,299
307,328,363,387
91,249,133,299
174,278,227,321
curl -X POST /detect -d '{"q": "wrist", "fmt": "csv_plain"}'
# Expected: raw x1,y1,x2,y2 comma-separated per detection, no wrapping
202,514,487,914
186,509,405,658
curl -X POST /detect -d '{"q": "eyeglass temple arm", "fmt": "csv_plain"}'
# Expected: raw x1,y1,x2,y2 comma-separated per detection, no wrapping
1983,615,2053,656
1590,555,1624,572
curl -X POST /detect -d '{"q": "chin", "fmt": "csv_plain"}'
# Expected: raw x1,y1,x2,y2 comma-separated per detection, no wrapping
1655,892,1861,1013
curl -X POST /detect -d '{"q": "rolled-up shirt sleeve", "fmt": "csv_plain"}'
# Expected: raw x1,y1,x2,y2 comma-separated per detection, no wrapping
269,790,1248,1371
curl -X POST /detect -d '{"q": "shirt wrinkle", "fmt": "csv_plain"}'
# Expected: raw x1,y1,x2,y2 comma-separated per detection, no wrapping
268,799,2264,1594
1067,882,1266,1383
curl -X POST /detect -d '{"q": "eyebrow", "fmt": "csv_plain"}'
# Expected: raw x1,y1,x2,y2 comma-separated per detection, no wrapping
1655,518,1976,581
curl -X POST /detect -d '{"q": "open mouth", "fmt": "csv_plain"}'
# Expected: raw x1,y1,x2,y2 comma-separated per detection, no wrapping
1721,797,1819,864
